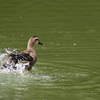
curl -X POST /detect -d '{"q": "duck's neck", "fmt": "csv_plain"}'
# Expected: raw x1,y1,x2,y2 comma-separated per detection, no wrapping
26,39,37,59
27,41,35,51
27,44,34,51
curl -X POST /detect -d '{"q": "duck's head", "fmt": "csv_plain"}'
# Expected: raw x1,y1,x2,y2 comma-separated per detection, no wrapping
28,36,44,47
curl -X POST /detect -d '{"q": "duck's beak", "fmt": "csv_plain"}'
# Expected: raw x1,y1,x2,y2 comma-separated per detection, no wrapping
38,41,44,45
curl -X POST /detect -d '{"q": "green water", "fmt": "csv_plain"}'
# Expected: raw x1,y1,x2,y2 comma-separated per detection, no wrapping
0,0,100,100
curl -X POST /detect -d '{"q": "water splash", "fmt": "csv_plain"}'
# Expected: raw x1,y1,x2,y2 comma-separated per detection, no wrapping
0,49,52,93
0,51,51,81
0,53,34,83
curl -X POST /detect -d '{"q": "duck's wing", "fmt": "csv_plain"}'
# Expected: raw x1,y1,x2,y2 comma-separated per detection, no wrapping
6,49,33,63
19,52,33,61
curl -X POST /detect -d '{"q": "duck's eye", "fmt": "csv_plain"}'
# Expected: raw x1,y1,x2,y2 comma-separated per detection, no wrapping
35,39,39,41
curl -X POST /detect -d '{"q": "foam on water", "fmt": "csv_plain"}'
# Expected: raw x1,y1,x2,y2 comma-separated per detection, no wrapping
0,49,52,91
0,52,51,82
0,52,25,74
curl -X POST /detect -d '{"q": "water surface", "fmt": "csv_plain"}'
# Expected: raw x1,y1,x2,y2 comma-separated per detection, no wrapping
0,0,100,100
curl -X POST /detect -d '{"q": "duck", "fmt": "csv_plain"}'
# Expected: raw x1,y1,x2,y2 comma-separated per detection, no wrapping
2,36,44,70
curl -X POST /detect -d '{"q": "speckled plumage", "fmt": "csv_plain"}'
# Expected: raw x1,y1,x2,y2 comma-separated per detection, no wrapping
3,36,44,70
